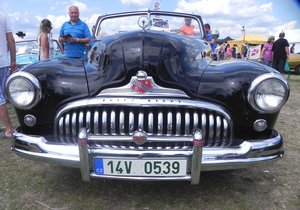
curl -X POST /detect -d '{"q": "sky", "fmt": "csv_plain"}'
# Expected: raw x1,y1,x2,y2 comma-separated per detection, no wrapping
1,0,300,42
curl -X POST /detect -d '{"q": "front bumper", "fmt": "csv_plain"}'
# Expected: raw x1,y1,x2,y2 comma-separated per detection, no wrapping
12,128,284,184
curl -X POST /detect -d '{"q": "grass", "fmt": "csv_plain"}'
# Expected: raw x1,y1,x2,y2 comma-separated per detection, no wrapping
0,74,299,210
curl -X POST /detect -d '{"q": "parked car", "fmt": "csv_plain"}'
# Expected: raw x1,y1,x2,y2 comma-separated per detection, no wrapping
15,39,63,68
288,53,300,74
6,11,289,184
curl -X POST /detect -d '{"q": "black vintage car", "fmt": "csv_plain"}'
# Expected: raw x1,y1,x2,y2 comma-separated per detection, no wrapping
6,11,289,184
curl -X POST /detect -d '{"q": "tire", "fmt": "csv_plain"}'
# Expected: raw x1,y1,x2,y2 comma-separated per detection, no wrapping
295,65,300,75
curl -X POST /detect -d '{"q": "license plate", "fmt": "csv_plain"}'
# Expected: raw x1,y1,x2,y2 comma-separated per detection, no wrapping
94,158,187,177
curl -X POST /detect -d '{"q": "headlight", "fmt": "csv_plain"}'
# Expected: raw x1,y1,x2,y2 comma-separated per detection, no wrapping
5,72,41,109
248,73,289,113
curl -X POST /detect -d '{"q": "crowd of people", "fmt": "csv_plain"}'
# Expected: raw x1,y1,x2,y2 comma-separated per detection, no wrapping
207,29,291,74
0,5,91,138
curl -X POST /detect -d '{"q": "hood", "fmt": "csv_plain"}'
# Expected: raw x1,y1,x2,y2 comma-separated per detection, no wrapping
85,30,211,97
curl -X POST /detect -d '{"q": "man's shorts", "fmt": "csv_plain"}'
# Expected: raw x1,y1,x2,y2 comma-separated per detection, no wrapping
0,67,10,105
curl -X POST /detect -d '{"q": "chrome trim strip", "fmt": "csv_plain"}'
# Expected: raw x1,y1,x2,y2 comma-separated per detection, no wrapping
88,134,193,142
90,173,191,181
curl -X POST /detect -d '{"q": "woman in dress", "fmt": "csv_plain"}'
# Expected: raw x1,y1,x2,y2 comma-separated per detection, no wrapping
260,35,275,67
38,19,53,60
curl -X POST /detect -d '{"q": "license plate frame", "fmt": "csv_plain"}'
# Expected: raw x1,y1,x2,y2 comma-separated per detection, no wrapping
94,158,187,177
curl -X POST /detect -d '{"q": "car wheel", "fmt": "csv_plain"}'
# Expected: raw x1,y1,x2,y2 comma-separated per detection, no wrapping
295,65,300,75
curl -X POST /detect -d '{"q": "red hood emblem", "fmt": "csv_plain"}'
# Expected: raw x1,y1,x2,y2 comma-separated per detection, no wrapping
131,79,153,94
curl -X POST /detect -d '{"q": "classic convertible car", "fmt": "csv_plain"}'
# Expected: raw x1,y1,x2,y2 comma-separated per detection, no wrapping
6,11,289,184
15,39,63,68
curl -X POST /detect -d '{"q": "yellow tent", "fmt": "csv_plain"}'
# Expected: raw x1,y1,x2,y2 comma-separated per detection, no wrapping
228,34,267,53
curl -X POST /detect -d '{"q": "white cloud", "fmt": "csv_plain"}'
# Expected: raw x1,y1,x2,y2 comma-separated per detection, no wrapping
70,0,88,13
121,0,152,7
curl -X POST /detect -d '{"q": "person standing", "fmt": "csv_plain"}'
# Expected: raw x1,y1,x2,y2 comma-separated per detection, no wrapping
0,11,17,138
204,23,216,58
225,43,232,60
272,32,289,74
261,35,275,67
59,6,91,58
290,43,295,54
38,19,53,60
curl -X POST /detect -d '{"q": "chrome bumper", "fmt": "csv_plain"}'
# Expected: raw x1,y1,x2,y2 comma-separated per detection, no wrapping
11,128,284,185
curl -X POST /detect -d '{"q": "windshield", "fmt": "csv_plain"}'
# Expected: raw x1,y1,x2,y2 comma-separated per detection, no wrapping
96,13,203,38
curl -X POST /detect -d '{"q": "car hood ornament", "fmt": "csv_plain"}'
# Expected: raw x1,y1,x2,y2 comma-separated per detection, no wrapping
131,71,153,94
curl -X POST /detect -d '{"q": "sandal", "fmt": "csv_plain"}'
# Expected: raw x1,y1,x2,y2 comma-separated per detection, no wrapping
0,129,13,139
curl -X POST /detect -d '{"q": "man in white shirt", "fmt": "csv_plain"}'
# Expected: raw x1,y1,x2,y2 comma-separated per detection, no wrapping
0,11,17,138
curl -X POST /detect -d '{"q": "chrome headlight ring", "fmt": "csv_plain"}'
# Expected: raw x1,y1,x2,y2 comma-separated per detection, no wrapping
248,73,289,113
5,71,42,110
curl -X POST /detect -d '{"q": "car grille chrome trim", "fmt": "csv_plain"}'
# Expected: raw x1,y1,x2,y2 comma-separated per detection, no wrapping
55,97,232,148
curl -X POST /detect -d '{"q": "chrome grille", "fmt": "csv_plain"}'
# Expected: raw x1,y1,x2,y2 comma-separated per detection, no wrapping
55,97,232,147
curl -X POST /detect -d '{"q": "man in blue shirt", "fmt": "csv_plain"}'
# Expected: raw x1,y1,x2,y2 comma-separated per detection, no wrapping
59,6,91,58
204,23,216,58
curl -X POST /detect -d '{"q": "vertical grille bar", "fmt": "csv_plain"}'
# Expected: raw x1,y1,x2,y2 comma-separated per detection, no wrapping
215,116,221,146
193,112,198,129
59,117,64,137
102,110,107,134
201,113,207,141
148,112,154,134
79,111,84,130
158,111,163,135
208,114,215,146
184,111,190,135
86,111,91,129
138,112,144,130
119,110,125,134
111,110,116,134
176,111,181,136
129,111,134,134
71,112,77,137
167,111,172,135
223,119,229,146
94,111,99,134
64,114,70,137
